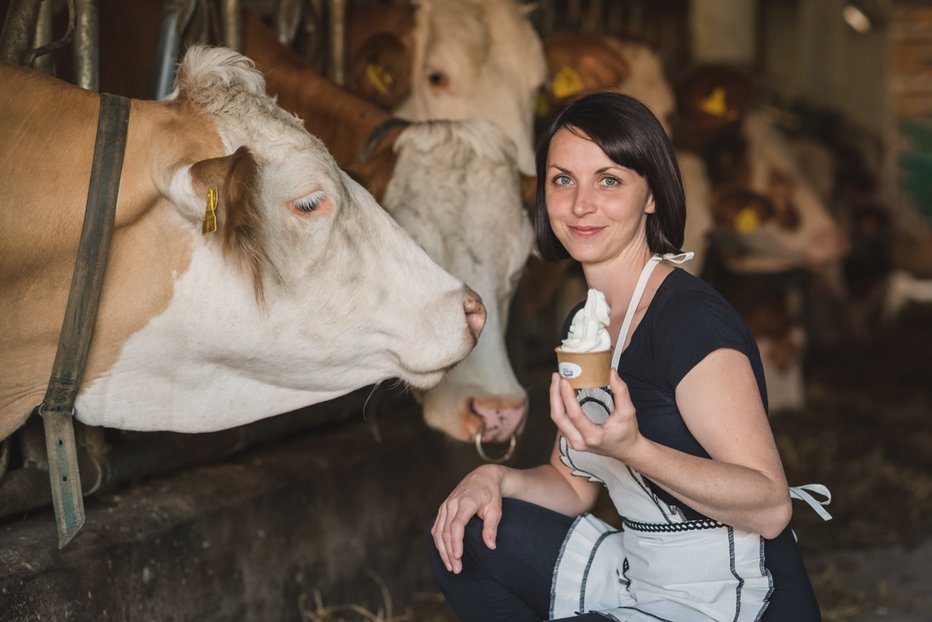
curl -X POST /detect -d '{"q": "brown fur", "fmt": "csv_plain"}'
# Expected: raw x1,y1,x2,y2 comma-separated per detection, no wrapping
189,146,274,304
0,64,222,440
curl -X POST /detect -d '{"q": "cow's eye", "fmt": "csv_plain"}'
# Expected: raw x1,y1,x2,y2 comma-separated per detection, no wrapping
293,193,323,213
427,70,449,89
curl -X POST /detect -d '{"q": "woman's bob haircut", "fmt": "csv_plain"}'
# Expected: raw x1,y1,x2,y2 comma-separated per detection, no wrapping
534,91,687,261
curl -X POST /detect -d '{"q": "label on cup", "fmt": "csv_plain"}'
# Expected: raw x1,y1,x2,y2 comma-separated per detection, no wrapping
558,362,583,379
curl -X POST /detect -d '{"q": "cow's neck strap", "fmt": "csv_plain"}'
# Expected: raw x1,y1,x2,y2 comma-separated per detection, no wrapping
355,117,411,163
39,92,131,548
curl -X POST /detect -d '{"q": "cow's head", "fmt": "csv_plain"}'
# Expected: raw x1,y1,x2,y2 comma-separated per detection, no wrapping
676,65,849,274
393,0,547,176
536,36,676,142
84,46,486,432
381,119,534,452
604,39,676,137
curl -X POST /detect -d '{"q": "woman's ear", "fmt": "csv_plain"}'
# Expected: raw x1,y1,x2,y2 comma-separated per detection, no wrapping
645,191,656,214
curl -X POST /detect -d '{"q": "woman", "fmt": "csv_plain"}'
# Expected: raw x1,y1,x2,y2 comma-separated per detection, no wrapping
428,92,827,621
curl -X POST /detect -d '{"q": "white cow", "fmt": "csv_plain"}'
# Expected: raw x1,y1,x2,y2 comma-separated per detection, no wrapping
243,14,532,447
353,0,548,176
383,120,535,444
0,47,485,441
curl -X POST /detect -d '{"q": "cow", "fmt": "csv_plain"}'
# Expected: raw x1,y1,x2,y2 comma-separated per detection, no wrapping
0,47,487,442
243,14,533,448
673,64,853,411
675,64,849,275
342,0,547,176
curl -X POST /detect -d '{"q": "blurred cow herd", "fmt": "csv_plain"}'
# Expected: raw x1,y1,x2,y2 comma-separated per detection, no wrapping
9,0,932,440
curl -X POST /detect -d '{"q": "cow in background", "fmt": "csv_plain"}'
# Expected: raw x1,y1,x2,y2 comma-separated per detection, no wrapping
243,14,534,448
537,33,714,277
674,64,850,412
0,47,485,441
340,0,547,176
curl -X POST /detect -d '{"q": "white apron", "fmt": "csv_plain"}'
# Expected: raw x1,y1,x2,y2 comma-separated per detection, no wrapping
549,254,831,622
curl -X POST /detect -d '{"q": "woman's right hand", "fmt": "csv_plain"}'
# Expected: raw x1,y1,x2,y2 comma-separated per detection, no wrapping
431,464,506,574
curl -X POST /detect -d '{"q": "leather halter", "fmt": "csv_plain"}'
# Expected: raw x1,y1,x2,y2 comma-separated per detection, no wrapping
38,92,130,548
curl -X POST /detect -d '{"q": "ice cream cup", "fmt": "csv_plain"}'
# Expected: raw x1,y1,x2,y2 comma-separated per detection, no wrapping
555,347,612,389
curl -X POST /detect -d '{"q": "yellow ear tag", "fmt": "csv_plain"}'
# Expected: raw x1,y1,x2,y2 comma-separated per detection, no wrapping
700,87,729,118
366,63,394,96
734,206,761,233
202,187,219,235
552,67,584,101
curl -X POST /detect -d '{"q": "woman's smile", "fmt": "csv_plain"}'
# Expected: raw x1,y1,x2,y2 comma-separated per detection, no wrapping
569,225,606,238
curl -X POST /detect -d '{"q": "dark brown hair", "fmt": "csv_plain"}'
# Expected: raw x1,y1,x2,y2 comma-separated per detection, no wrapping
534,92,686,260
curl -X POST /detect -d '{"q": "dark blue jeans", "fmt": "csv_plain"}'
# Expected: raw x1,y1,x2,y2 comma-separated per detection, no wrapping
427,497,606,622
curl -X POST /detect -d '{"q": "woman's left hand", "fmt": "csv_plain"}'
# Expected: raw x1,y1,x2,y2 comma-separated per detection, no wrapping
550,369,644,460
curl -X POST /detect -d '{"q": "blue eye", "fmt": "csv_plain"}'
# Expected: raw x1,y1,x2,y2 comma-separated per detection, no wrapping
601,176,620,187
294,193,323,213
552,174,572,186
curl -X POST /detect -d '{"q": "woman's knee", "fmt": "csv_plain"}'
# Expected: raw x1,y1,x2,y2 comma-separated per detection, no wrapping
426,514,488,581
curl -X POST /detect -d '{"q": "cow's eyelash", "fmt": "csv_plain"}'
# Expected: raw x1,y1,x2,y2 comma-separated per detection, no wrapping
294,193,323,213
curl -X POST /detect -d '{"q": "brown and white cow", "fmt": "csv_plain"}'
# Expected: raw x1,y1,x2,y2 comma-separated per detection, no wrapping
343,0,547,176
0,47,486,441
674,64,852,411
244,15,533,446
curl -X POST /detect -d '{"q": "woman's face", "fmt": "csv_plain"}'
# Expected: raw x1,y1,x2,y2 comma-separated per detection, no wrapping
545,127,655,266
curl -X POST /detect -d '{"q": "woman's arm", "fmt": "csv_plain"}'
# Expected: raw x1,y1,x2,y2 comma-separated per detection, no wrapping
552,350,792,538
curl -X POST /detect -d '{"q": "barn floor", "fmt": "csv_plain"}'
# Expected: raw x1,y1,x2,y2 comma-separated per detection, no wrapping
1,302,930,621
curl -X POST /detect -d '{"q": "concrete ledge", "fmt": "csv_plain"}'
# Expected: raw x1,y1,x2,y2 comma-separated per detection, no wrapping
0,409,487,621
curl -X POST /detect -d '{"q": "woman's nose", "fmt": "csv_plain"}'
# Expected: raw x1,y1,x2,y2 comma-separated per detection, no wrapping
571,188,597,216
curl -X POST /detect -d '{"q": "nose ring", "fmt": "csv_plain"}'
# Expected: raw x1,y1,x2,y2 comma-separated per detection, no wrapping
474,421,517,463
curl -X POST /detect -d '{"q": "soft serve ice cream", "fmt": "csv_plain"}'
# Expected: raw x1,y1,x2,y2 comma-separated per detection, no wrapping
561,289,611,353
556,289,613,388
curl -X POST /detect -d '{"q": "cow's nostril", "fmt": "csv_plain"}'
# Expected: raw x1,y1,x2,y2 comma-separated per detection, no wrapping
463,287,486,339
471,397,528,442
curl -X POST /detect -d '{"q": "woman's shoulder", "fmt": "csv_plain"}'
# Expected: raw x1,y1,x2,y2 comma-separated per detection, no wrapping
650,268,754,341
655,268,733,311
647,269,763,389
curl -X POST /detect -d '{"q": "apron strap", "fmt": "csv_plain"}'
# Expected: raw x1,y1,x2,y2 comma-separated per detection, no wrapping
789,483,833,521
613,252,695,363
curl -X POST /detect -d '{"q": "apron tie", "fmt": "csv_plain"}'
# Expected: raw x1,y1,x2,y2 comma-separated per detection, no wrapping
790,483,833,521
658,251,695,264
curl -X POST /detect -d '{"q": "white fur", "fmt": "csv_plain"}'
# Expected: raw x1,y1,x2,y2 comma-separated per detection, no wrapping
731,110,848,273
395,0,547,175
383,119,534,440
677,150,714,276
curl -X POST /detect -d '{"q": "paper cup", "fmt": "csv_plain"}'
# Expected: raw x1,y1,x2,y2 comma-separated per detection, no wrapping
555,348,612,389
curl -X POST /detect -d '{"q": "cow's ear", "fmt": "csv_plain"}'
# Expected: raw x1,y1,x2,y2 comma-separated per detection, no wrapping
346,33,413,108
183,147,274,303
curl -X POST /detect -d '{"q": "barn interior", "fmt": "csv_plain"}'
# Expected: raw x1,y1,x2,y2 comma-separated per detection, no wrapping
1,0,931,620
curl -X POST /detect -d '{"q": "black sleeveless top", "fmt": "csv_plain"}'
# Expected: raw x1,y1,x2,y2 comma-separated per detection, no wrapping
563,268,821,620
